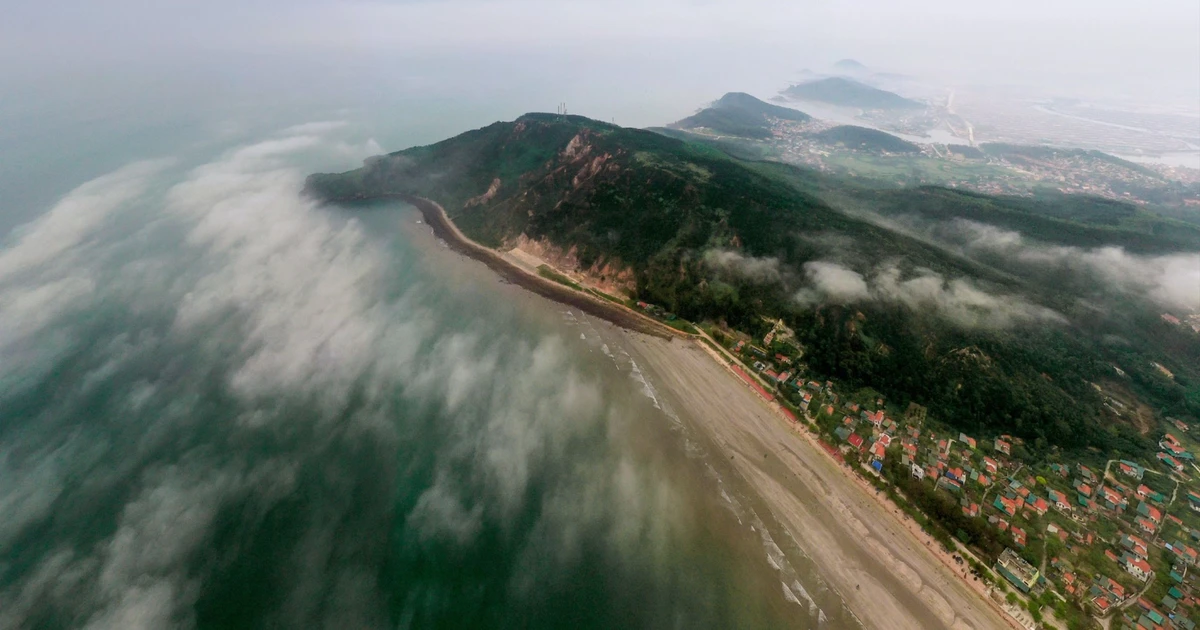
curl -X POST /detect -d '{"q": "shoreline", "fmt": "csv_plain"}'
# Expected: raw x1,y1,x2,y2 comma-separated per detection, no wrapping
383,193,1018,628
400,195,687,341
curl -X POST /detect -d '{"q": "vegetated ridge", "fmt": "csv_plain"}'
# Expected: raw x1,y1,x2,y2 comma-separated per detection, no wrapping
810,125,921,153
671,92,810,139
306,113,1200,459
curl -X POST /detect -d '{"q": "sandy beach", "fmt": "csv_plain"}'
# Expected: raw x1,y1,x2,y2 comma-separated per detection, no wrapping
622,334,1013,630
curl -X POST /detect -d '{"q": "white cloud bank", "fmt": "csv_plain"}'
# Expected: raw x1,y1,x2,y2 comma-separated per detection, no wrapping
796,260,1065,329
948,220,1200,313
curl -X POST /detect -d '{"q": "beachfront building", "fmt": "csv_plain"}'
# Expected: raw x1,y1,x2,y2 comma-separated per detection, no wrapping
995,548,1040,593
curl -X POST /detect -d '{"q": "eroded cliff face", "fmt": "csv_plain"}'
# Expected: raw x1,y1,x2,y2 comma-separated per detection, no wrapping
507,233,635,297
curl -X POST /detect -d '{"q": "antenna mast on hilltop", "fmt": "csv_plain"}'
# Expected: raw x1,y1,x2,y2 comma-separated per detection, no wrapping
556,102,568,117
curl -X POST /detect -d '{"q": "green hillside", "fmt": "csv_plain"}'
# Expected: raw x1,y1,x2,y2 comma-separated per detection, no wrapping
782,77,923,110
307,113,1199,456
810,125,921,153
672,92,810,139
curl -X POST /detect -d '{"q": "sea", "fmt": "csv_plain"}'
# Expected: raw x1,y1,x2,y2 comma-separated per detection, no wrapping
0,76,858,628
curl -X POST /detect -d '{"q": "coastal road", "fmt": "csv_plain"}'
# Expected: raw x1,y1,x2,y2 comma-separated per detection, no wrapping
625,335,1012,630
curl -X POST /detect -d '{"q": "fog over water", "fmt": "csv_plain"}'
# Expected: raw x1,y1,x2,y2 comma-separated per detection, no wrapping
0,107,858,628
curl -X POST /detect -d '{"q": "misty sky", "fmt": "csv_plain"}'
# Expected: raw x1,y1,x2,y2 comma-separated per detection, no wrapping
4,0,1199,120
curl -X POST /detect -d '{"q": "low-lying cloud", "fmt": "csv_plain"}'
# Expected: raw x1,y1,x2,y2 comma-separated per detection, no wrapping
703,249,782,283
796,260,1065,329
931,219,1200,313
0,122,704,629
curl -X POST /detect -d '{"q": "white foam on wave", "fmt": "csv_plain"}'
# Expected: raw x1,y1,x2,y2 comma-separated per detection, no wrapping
626,359,661,410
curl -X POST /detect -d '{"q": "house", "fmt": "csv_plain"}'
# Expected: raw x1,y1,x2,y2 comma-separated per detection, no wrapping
1158,452,1184,472
938,476,962,493
877,433,893,448
1136,517,1158,535
1078,464,1096,481
911,463,925,480
995,548,1040,593
963,501,980,517
983,457,998,474
1049,489,1070,511
995,438,1011,455
835,427,853,442
1076,482,1093,497
848,434,864,450
1119,460,1145,480
1101,486,1127,511
958,433,977,449
1030,497,1049,515
861,410,884,427
870,441,886,461
1137,501,1163,524
1124,555,1153,581
994,496,1018,517
1123,534,1149,559
1100,575,1127,601
1011,526,1027,548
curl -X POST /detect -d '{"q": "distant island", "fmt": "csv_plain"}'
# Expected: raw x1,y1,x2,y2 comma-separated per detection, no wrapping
782,77,924,110
832,58,868,72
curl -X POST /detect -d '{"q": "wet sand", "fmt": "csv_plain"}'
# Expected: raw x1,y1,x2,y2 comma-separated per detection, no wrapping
622,334,1012,630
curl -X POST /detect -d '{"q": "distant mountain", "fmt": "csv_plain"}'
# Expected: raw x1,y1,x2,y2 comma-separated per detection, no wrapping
671,92,810,139
782,77,923,110
810,125,921,153
832,59,868,72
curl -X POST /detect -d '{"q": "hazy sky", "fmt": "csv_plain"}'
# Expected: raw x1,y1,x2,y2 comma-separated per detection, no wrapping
3,0,1199,120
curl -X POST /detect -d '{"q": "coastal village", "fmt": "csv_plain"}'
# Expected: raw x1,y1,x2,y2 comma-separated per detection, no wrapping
665,309,1200,630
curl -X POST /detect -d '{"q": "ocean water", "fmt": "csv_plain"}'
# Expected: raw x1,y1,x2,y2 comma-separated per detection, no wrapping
0,93,851,628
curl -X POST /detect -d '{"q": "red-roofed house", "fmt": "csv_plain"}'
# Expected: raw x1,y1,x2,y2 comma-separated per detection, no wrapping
1031,497,1049,515
1012,526,1027,548
1136,517,1158,535
994,439,1011,455
848,434,864,449
861,410,884,427
1124,556,1152,581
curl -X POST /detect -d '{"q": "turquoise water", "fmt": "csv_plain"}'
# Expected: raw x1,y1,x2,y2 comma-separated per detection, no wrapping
0,100,849,628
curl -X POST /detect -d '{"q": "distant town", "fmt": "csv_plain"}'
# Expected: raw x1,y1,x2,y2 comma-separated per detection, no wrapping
764,116,1200,207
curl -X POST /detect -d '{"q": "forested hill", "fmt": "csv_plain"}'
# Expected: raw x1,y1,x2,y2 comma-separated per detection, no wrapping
307,113,1199,458
670,92,810,139
810,125,920,153
781,77,923,109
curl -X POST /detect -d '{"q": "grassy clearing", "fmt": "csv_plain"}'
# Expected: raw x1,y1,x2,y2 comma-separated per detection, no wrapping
537,265,582,291
586,287,627,305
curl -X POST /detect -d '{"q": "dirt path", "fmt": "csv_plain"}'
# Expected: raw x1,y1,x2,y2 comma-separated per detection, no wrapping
623,335,1014,630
